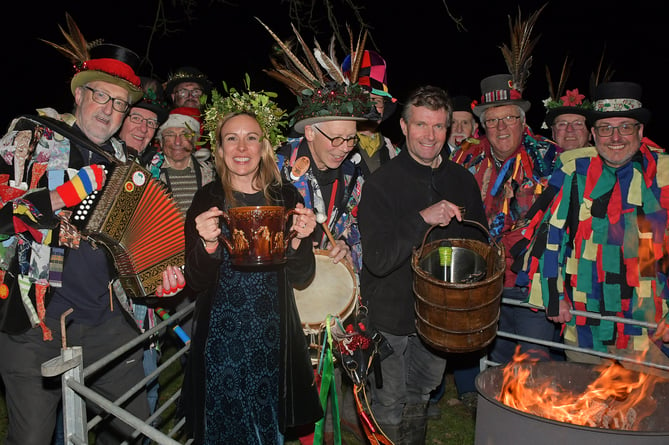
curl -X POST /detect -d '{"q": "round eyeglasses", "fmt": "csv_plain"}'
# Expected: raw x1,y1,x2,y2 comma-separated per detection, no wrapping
313,126,359,148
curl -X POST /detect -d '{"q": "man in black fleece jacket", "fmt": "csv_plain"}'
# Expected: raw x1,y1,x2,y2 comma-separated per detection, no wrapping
358,85,487,444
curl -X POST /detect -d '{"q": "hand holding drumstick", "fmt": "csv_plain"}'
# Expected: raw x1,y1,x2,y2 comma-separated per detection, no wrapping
316,212,351,265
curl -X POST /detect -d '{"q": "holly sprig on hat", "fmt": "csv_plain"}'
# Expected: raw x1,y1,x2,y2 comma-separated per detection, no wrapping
289,81,376,126
202,74,288,148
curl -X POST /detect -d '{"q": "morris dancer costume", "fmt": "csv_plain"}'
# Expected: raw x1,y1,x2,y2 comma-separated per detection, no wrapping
513,139,669,355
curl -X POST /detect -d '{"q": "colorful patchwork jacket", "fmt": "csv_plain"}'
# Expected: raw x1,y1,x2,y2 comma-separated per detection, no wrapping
276,137,364,272
0,110,134,336
512,139,669,355
452,127,559,287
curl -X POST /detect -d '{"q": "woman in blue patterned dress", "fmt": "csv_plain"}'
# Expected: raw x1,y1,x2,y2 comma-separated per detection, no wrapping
182,91,323,444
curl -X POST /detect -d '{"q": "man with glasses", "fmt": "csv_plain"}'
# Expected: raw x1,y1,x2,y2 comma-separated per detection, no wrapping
117,77,169,417
0,43,184,444
118,77,168,164
151,108,214,215
513,81,669,365
453,74,561,365
276,82,377,270
147,108,213,351
358,85,487,443
544,87,592,151
164,66,212,110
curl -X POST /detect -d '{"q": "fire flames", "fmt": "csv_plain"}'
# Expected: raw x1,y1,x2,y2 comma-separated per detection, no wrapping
498,350,666,430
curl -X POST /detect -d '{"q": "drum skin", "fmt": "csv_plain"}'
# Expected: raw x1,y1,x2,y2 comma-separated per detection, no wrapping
293,249,358,332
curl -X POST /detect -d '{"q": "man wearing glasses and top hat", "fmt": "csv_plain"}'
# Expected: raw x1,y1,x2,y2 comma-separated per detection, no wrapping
453,73,562,366
543,87,593,151
0,42,184,444
513,81,669,365
164,66,213,110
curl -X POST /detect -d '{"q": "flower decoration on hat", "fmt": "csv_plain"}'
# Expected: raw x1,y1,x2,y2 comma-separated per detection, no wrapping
542,56,593,128
543,89,591,110
256,18,380,133
202,73,288,148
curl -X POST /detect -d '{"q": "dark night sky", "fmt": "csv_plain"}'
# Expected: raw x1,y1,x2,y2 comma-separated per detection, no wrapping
5,0,669,145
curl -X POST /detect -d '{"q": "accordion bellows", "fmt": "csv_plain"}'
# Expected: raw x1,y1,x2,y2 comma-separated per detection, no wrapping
74,162,185,297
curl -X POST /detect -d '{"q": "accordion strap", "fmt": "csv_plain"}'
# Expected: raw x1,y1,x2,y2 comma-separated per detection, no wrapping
19,114,121,166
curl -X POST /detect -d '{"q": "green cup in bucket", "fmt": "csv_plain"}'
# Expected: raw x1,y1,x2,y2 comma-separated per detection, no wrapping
425,241,487,284
411,221,505,353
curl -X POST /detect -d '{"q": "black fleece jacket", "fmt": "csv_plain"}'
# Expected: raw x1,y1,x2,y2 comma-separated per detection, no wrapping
358,147,488,335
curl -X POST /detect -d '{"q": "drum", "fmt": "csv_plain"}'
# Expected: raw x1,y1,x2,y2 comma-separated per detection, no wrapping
293,249,358,336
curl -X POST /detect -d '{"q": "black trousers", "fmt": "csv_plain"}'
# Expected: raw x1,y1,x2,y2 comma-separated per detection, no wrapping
0,313,149,445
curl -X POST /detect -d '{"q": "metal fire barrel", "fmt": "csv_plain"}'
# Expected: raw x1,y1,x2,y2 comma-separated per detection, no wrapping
475,361,669,445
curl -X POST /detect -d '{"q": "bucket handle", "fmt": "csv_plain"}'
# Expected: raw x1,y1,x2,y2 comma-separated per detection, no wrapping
416,219,503,260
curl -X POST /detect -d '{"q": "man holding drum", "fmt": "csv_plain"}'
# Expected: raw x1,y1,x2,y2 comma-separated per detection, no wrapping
358,85,488,444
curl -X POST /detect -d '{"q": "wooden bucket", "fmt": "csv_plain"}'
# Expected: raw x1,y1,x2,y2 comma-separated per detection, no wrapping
411,222,505,352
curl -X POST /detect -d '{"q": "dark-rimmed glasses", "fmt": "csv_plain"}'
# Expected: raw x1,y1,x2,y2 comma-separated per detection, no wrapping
84,86,130,113
313,126,359,148
593,123,640,137
483,115,521,129
175,88,204,99
127,113,160,129
553,120,586,130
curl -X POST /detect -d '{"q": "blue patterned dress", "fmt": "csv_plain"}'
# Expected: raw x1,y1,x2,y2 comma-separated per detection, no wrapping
182,181,322,445
204,191,282,444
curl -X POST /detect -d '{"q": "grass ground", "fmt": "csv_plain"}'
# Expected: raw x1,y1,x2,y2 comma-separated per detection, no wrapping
0,349,476,444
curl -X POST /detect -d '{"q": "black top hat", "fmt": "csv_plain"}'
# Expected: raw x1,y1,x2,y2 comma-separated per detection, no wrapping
586,81,651,125
451,95,476,114
545,106,589,127
472,74,531,118
164,66,213,97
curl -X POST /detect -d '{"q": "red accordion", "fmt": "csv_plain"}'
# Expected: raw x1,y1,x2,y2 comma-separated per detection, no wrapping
73,161,185,298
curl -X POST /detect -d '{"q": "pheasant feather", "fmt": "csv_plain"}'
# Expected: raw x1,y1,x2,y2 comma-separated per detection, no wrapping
290,23,324,85
314,46,347,84
348,26,368,83
546,56,573,100
499,4,547,93
255,17,318,86
40,12,92,64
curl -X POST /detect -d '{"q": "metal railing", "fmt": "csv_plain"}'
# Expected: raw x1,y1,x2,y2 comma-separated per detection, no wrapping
42,302,195,445
482,297,669,373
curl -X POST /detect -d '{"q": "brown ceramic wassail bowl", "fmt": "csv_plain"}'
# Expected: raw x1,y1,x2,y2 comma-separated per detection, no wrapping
219,206,297,266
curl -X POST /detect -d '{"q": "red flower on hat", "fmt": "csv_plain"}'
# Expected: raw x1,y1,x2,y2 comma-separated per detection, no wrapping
470,100,478,111
560,89,585,107
509,89,522,100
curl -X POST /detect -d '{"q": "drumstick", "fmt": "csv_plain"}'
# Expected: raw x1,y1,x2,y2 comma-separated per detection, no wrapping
316,212,338,249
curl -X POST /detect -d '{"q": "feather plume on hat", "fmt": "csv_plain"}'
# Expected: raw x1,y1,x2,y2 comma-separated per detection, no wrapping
499,4,547,94
256,18,371,91
40,12,101,65
542,55,593,128
40,12,143,102
545,56,573,104
255,18,378,133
